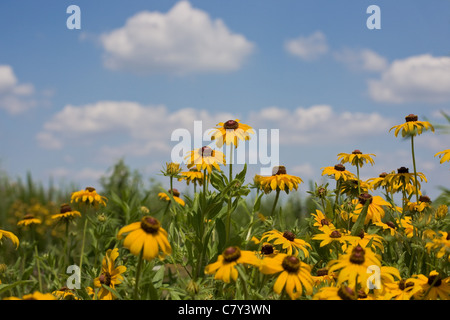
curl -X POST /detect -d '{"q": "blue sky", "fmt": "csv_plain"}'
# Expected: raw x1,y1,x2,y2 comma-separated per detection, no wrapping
0,0,449,199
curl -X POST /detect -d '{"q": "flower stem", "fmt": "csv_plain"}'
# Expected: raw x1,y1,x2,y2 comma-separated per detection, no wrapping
79,217,88,273
356,163,361,195
410,135,420,204
226,145,234,242
270,189,281,217
134,249,144,300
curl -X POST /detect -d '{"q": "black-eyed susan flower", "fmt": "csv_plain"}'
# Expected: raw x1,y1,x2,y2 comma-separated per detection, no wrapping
51,203,81,223
350,230,385,252
3,291,56,300
350,193,392,224
373,221,398,236
435,149,450,164
17,214,42,227
93,248,127,300
185,146,225,175
311,226,357,250
117,216,172,261
52,287,79,300
258,165,303,194
158,189,186,206
178,168,204,187
337,150,376,168
313,285,358,300
396,216,414,238
204,246,260,283
408,270,450,300
210,119,255,148
71,187,107,207
425,231,450,260
311,268,336,286
260,253,314,300
382,279,421,300
0,228,19,248
327,245,381,290
321,164,356,181
311,210,335,232
259,229,311,257
406,195,432,213
435,205,448,220
390,114,435,137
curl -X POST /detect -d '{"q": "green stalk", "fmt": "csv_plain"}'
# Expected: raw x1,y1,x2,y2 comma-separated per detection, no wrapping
410,135,420,204
270,189,281,217
356,162,361,195
226,145,234,242
79,217,88,273
32,226,43,292
133,249,144,300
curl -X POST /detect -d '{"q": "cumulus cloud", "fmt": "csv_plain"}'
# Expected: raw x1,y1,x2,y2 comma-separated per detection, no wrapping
334,48,388,72
0,65,37,114
284,31,328,61
368,54,450,103
99,1,254,75
249,104,392,145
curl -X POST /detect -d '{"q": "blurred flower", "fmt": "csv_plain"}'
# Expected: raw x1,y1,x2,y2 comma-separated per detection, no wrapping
93,248,127,300
407,270,450,300
158,189,185,206
117,216,172,261
435,205,448,220
258,166,303,194
0,229,19,248
389,114,435,137
313,285,358,300
204,246,260,283
3,291,56,300
161,162,182,177
382,279,421,300
337,150,376,168
406,195,432,213
52,287,79,300
373,221,398,236
321,164,356,181
350,193,392,224
17,214,42,227
71,187,107,207
51,203,81,223
435,149,450,164
178,168,204,186
259,229,311,257
185,146,225,174
210,119,254,148
327,245,381,290
259,253,313,300
425,231,450,260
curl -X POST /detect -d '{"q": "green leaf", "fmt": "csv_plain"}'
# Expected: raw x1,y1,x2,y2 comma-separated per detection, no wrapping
0,280,33,295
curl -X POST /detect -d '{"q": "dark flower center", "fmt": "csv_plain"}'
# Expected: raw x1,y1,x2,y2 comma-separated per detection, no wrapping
398,279,414,291
200,146,213,158
330,230,342,238
85,187,96,192
272,165,287,175
349,245,366,265
397,167,409,174
223,246,241,262
334,164,346,172
337,286,357,300
23,213,35,220
261,244,274,255
140,216,161,234
386,221,396,229
283,231,295,241
427,275,442,287
352,149,362,154
419,195,431,203
405,114,418,122
223,120,239,130
169,189,180,197
320,219,330,226
281,256,300,273
379,172,388,178
358,193,373,205
99,272,112,286
60,203,72,213
316,268,328,277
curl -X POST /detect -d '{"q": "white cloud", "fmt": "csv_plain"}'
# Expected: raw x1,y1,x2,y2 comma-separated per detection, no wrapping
99,1,254,75
368,54,450,103
0,65,37,114
284,31,328,61
334,48,388,72
249,105,392,145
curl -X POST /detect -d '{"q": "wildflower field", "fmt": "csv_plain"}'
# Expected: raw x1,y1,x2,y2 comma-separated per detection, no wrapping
1,115,450,302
